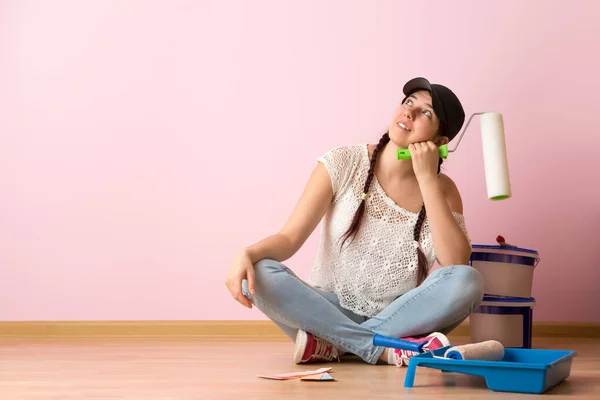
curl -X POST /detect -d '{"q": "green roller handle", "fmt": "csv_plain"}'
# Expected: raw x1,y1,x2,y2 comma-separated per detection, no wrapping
397,144,449,160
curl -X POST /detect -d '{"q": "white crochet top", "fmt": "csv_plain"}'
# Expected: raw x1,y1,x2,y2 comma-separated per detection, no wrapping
307,144,470,317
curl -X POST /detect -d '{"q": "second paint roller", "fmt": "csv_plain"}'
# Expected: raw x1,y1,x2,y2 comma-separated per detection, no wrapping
444,340,505,361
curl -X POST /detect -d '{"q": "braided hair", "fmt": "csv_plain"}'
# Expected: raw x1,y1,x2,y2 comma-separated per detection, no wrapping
339,122,446,287
338,132,390,251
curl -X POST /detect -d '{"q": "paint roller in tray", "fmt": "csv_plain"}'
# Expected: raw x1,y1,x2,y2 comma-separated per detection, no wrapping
443,340,505,361
373,334,505,361
397,111,512,201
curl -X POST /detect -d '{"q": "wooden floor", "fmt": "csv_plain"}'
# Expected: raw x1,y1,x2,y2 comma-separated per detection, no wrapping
0,336,598,399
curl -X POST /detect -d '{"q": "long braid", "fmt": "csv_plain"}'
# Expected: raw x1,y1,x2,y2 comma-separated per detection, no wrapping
339,132,390,248
413,206,428,286
364,133,390,197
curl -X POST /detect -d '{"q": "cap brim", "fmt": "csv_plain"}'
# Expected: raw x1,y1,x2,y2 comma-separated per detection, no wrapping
403,77,432,96
402,77,447,123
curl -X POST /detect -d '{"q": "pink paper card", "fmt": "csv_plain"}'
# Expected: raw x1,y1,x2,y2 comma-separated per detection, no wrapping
258,367,332,380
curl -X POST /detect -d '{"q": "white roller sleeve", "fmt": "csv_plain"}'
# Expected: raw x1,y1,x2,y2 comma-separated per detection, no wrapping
480,112,511,200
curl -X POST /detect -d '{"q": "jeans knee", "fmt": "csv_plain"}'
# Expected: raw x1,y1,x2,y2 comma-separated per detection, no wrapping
253,258,286,278
448,265,485,311
245,259,296,304
249,258,292,294
241,259,282,299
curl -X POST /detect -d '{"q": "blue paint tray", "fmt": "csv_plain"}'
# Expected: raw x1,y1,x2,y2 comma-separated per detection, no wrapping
404,345,576,394
372,335,576,394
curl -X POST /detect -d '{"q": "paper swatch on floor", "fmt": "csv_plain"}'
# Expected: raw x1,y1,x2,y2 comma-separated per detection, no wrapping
301,372,335,381
258,367,332,380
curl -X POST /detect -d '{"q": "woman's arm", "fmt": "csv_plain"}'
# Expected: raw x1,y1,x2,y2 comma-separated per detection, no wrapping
245,161,334,264
419,173,471,266
226,161,334,305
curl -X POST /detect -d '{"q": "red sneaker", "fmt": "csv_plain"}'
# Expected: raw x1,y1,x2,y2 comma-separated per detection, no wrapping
392,332,450,367
293,330,341,364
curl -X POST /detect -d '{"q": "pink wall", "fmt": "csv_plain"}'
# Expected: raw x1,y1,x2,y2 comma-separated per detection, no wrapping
1,1,599,322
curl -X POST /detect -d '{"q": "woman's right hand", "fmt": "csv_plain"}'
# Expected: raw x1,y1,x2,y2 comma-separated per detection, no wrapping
225,249,256,309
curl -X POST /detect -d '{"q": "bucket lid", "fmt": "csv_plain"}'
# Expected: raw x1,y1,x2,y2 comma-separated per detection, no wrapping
480,294,536,308
483,294,536,303
472,244,538,256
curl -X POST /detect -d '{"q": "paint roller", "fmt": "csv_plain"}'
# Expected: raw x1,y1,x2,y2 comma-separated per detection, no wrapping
373,334,505,361
397,112,512,201
443,340,505,361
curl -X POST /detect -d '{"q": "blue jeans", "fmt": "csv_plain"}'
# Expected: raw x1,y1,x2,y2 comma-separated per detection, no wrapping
242,259,484,365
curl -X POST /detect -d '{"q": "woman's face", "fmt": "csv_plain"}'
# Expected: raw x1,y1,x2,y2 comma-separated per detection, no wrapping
388,90,447,148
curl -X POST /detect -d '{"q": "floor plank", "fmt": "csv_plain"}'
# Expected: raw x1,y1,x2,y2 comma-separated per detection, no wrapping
0,337,597,399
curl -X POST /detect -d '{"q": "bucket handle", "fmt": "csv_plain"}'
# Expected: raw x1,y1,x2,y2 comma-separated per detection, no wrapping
534,257,541,267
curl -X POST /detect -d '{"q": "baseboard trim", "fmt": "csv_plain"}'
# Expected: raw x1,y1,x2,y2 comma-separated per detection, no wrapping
0,321,285,338
0,321,598,338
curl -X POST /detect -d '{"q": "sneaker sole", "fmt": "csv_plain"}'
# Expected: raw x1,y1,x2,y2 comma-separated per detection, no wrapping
426,332,451,349
395,332,451,367
293,329,308,364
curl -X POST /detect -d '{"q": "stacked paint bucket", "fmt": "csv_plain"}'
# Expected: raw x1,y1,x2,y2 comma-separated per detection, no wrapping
468,235,540,349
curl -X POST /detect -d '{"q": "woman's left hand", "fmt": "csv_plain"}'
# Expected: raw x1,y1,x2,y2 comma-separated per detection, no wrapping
409,141,440,185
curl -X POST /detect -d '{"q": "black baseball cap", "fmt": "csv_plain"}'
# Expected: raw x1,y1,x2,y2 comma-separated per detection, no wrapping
402,77,465,141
